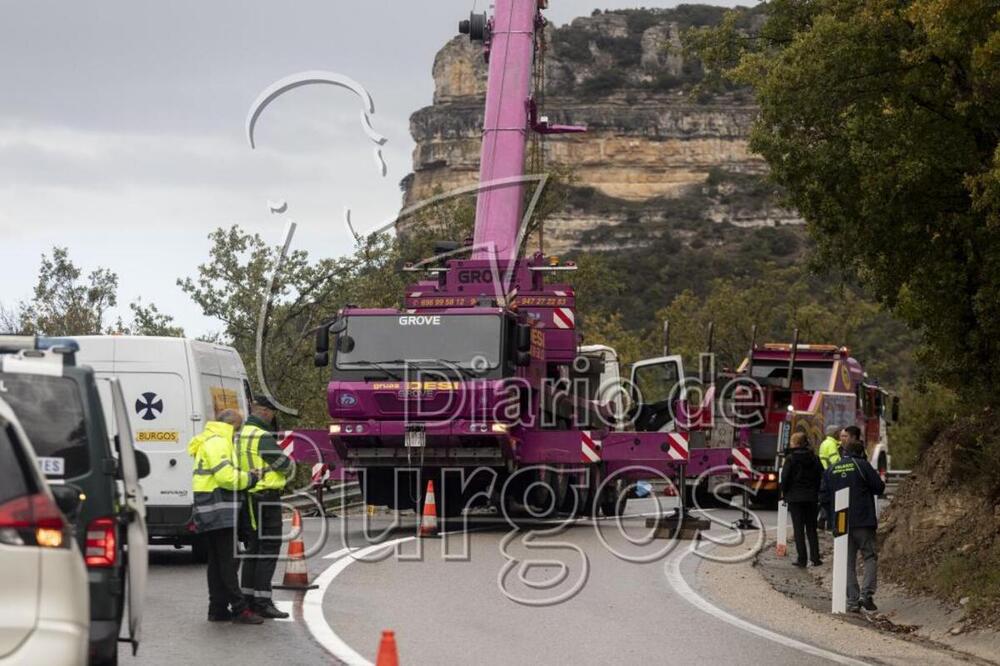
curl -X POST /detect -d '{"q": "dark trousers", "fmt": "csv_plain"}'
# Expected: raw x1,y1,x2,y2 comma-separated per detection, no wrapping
847,526,878,604
787,500,821,564
205,526,248,614
240,491,283,604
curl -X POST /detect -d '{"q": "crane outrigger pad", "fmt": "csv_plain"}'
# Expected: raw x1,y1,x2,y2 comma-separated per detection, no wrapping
646,512,711,540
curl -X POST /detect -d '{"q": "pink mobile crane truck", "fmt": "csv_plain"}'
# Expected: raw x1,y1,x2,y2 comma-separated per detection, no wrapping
312,0,734,519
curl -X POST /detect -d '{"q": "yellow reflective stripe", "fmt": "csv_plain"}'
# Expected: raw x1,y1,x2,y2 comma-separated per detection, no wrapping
192,501,240,514
193,459,233,475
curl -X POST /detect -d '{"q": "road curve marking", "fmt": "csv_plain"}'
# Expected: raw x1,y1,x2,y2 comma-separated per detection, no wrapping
323,546,356,560
665,547,869,666
303,537,415,666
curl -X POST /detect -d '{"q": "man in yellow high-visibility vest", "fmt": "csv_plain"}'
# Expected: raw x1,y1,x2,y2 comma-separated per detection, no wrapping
818,425,842,470
237,397,293,619
188,409,263,624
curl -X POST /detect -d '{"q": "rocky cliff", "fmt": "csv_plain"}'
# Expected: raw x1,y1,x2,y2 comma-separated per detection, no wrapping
401,7,801,253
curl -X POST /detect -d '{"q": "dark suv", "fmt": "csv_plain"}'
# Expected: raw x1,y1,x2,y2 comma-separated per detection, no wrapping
0,336,148,665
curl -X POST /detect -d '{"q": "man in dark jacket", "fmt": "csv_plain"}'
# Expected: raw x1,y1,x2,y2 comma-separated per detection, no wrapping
820,427,886,612
780,432,823,567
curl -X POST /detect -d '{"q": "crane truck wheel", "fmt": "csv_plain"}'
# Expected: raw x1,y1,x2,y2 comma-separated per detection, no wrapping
564,466,600,518
499,468,557,522
526,468,567,520
598,474,628,517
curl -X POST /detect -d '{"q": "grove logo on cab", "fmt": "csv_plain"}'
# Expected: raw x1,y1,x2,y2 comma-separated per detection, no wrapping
398,315,441,326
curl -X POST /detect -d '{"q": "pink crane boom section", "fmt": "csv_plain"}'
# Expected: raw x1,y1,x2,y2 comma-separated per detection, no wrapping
471,0,539,263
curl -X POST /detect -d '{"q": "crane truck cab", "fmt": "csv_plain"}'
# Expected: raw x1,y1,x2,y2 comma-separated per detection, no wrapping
574,344,627,428
320,307,530,514
628,355,686,433
71,336,253,561
0,336,148,665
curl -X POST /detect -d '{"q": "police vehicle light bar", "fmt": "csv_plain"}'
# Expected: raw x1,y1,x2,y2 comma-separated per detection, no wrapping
0,336,80,361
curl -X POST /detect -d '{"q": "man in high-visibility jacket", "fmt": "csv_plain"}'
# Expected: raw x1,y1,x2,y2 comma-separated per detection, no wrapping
188,409,263,624
238,397,293,619
816,425,843,529
818,425,842,469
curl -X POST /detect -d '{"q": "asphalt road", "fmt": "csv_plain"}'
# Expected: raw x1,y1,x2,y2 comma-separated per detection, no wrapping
122,498,875,665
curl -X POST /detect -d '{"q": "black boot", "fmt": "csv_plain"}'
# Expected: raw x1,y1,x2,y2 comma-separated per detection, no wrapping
207,608,233,622
254,600,290,620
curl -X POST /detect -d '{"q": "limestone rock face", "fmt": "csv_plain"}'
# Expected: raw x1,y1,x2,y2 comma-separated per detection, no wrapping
402,8,802,253
432,37,487,103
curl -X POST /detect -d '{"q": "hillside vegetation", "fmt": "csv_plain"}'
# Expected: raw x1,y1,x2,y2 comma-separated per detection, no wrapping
692,0,1000,623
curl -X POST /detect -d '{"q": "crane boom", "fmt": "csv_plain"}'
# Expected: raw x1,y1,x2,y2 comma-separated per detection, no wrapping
471,0,540,263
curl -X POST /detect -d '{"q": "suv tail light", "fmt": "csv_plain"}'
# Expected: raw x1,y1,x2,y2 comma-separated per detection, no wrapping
85,516,117,567
0,493,66,548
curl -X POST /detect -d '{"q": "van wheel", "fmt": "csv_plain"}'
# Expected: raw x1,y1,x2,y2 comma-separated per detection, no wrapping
191,536,209,564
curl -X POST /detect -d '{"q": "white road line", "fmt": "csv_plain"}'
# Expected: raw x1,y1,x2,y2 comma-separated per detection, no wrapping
303,537,415,666
664,546,869,666
323,546,356,560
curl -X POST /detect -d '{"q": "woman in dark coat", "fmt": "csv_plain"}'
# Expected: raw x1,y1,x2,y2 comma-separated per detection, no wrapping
780,431,824,566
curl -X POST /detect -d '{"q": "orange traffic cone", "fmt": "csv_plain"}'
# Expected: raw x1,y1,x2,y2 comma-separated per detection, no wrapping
375,630,399,666
273,509,318,590
418,479,438,537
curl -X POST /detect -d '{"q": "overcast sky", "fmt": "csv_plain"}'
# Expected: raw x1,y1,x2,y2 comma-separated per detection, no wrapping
1,0,749,337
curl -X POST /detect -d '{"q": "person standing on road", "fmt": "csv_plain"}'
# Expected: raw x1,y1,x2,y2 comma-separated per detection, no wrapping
820,427,886,612
238,396,293,619
837,426,854,459
817,425,842,529
818,425,842,469
780,432,823,568
188,409,263,624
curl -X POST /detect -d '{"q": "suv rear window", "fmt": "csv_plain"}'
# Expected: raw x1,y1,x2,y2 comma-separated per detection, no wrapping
0,374,90,479
0,423,36,504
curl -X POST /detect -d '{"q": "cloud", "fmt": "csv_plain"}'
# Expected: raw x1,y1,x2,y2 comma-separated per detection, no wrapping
1,0,752,336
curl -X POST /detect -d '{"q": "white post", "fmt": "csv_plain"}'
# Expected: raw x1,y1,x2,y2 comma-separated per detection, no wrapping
775,500,788,557
831,487,850,614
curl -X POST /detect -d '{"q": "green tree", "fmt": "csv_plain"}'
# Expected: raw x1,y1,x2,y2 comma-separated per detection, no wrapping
688,0,1000,401
6,247,183,338
178,226,419,426
650,265,920,385
567,253,644,364
123,299,185,337
17,247,118,336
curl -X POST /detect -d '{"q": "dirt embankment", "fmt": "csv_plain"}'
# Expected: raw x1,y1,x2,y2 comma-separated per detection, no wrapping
879,412,1000,628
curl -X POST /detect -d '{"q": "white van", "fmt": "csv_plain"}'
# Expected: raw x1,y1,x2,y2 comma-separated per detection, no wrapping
73,336,252,559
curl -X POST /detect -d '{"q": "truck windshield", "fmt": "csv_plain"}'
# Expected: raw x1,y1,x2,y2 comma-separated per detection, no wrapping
335,314,503,373
750,361,834,392
0,373,90,479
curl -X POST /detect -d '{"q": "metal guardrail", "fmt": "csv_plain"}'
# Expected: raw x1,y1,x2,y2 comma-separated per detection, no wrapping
282,481,364,516
883,469,911,498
